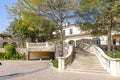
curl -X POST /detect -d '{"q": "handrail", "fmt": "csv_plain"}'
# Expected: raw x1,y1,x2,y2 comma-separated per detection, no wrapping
63,42,69,56
62,45,73,65
79,39,120,76
58,43,73,71
91,45,110,72
78,39,111,71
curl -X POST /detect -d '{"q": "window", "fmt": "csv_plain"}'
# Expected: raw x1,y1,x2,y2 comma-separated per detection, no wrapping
92,38,101,45
69,29,73,34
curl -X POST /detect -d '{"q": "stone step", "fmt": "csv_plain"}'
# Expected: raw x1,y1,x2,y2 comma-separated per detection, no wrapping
73,61,100,64
76,57,98,59
67,65,103,69
76,54,96,58
70,63,102,67
66,47,108,74
75,58,99,60
74,59,100,62
66,68,108,74
66,67,106,72
75,61,99,63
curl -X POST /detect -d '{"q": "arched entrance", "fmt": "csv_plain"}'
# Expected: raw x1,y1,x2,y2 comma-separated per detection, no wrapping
68,40,75,47
2,42,8,48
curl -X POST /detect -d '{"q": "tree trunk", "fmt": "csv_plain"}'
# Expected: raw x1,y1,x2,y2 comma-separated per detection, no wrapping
107,14,112,51
59,27,64,57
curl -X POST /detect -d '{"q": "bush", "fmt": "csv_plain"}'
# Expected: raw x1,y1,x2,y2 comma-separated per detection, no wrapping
18,53,26,60
0,52,5,59
0,53,26,60
51,59,58,68
4,44,16,55
106,50,120,58
0,43,26,60
106,51,113,58
115,51,120,58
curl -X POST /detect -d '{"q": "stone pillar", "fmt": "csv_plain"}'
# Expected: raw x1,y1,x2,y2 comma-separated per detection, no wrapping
46,42,48,47
58,58,65,71
110,60,120,76
26,42,29,48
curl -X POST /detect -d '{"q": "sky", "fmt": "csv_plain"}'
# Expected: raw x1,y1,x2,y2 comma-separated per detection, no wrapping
0,0,17,33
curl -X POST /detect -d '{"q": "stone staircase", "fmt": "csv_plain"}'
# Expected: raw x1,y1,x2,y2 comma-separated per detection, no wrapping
66,48,108,74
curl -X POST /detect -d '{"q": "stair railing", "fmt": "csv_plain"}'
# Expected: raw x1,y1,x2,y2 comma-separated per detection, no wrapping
91,45,120,76
57,42,73,71
79,39,120,76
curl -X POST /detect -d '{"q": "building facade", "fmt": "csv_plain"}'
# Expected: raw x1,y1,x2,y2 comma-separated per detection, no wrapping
62,24,120,47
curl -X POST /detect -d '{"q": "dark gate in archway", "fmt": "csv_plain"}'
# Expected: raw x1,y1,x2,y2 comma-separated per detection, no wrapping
68,40,75,47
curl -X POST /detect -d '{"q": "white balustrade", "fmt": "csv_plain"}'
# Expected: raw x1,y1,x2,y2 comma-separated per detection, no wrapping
80,40,120,76
26,42,55,51
26,42,54,48
58,43,73,71
92,45,120,76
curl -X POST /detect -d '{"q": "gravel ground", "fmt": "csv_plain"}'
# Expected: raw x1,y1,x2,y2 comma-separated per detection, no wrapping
0,60,120,80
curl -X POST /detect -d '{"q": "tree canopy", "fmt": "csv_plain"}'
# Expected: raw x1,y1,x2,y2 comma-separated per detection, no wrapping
77,0,120,51
6,0,120,51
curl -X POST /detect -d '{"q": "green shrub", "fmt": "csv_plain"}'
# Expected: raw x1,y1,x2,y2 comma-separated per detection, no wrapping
0,43,26,60
4,44,16,55
106,50,120,58
0,53,26,60
115,51,120,58
106,51,113,58
18,53,26,60
51,59,58,68
0,52,5,59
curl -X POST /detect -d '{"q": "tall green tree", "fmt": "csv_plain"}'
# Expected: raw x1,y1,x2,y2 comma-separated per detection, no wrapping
10,0,76,56
78,0,120,51
7,6,55,43
94,0,120,51
18,11,55,42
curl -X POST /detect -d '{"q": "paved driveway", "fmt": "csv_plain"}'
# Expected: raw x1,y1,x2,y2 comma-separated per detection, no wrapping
0,60,120,80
